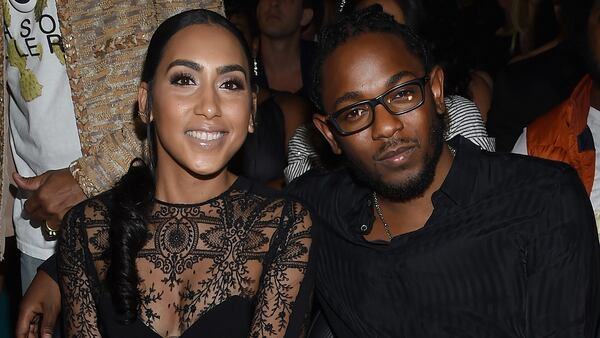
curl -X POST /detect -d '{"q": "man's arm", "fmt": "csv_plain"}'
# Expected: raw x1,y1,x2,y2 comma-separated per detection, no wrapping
69,121,143,197
527,166,600,337
14,121,142,228
16,268,60,338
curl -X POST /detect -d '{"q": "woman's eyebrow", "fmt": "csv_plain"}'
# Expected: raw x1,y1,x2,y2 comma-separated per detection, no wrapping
167,59,203,72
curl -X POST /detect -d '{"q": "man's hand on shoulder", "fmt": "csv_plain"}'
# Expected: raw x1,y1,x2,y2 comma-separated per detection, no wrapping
13,168,87,231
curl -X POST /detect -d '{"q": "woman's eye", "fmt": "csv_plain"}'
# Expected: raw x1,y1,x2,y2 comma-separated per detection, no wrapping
220,79,245,91
170,73,196,86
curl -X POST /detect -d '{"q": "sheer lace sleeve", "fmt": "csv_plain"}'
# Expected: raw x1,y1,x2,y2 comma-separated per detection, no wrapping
250,200,313,338
57,200,104,338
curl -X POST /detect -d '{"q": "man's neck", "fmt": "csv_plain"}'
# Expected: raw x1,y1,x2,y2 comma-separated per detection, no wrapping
259,33,304,92
372,145,455,239
260,33,302,64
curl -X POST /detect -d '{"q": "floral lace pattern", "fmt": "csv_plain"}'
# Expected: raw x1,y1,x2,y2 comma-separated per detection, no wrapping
58,179,312,338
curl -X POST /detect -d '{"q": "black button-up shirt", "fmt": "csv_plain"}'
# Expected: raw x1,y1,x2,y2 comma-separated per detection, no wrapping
287,136,600,337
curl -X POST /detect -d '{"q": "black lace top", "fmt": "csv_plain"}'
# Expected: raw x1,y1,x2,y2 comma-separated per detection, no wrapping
57,177,313,338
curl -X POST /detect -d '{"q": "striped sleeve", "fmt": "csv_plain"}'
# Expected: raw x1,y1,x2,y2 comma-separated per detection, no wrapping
445,95,495,152
284,124,322,183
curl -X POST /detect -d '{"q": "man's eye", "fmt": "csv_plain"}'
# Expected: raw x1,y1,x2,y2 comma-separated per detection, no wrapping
343,108,369,121
170,73,196,86
390,89,415,103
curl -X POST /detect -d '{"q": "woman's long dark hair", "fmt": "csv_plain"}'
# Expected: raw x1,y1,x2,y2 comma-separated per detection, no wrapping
107,9,253,324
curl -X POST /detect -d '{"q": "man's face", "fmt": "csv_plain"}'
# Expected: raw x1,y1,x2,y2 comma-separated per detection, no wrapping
314,32,446,201
257,0,306,39
587,0,600,83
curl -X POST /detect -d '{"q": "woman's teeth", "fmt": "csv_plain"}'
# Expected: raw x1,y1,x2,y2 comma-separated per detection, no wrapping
185,130,225,141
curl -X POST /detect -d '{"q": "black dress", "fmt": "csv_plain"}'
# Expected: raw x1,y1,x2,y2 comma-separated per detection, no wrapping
57,177,313,338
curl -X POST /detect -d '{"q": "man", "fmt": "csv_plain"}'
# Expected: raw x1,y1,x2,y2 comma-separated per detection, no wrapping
2,0,223,335
254,0,317,97
512,0,600,227
16,5,600,338
288,6,599,336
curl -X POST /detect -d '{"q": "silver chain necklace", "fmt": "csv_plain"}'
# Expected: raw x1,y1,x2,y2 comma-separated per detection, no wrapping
372,144,455,241
372,192,393,241
448,144,456,156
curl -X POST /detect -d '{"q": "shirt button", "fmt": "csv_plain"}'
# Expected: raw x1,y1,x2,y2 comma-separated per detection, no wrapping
360,224,368,232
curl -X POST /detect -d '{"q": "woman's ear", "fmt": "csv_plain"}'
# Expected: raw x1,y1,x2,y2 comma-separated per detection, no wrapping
138,82,152,123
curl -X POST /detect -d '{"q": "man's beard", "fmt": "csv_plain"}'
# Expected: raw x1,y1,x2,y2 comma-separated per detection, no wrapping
346,113,445,202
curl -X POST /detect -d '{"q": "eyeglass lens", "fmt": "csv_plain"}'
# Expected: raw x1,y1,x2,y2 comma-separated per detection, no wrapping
334,82,423,134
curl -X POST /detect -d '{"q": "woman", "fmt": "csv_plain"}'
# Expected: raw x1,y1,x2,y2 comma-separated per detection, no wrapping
57,9,313,337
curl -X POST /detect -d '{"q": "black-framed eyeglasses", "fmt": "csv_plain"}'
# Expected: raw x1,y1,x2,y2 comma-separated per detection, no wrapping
327,76,430,136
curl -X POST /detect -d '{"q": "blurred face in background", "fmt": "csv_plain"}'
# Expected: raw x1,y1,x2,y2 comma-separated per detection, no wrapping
257,0,311,39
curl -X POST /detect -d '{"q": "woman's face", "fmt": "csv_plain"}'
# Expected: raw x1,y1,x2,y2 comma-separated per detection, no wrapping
357,0,406,24
141,24,255,178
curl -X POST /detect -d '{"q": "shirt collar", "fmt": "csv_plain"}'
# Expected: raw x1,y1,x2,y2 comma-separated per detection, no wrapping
344,136,482,235
432,135,481,208
302,135,483,239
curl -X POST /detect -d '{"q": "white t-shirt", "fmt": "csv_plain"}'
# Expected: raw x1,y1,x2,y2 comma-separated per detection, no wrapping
4,0,82,259
513,106,600,237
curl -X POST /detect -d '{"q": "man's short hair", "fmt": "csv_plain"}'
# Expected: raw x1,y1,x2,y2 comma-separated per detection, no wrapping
310,5,432,113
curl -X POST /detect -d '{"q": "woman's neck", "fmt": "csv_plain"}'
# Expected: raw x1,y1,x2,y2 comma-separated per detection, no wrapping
154,163,237,205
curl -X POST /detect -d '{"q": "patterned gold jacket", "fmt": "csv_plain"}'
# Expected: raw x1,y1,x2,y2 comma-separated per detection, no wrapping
0,0,224,259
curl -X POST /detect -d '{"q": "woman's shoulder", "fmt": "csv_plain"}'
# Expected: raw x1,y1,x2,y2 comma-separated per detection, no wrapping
63,191,113,229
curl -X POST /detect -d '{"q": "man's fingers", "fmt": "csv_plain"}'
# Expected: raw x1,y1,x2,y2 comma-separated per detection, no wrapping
23,196,51,224
13,173,43,192
15,305,40,338
22,194,40,216
39,306,59,338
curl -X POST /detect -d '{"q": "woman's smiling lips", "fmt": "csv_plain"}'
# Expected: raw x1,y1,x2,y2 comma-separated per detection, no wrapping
185,129,228,147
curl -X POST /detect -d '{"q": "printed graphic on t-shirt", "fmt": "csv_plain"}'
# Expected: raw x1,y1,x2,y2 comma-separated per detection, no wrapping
3,0,65,101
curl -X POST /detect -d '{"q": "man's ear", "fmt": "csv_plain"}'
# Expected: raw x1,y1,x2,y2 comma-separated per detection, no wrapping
301,8,314,27
313,114,342,155
429,66,446,116
138,82,153,123
248,91,257,133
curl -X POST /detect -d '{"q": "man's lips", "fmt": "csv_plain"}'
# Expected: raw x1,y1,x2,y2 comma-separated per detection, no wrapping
375,145,417,162
265,10,281,21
